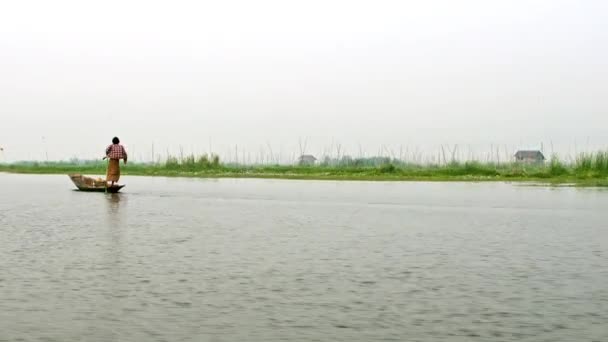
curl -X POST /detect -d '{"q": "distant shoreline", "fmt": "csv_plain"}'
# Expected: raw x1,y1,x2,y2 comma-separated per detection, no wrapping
1,162,607,187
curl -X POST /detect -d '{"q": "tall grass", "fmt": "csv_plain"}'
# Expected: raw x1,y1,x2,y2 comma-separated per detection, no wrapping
2,151,608,183
549,154,569,176
575,151,608,175
165,153,220,171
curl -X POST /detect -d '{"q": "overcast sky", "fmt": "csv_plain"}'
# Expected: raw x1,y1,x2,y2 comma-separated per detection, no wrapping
1,0,607,162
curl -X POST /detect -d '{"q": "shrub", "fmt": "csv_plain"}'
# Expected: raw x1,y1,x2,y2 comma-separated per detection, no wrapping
549,154,568,176
378,163,397,174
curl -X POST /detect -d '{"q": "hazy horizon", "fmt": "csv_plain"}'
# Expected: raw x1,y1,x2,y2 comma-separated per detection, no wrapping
1,0,607,163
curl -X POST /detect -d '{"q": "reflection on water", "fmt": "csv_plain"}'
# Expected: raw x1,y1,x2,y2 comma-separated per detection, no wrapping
107,193,122,207
105,193,125,230
0,174,607,342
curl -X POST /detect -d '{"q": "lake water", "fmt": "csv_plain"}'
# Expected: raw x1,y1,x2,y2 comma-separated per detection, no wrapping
0,173,607,342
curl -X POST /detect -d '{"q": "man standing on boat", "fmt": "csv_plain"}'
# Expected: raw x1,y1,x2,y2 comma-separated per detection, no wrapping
104,137,128,186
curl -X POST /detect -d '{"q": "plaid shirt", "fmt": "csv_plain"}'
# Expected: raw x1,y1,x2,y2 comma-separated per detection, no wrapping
106,144,128,160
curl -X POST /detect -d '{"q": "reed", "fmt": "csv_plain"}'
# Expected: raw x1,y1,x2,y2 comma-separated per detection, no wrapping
574,151,608,175
2,151,608,186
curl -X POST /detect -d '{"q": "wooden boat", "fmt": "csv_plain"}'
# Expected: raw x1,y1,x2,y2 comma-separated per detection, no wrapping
68,174,125,193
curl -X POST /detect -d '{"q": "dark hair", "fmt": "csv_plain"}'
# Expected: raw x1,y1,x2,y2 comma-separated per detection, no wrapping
112,137,120,144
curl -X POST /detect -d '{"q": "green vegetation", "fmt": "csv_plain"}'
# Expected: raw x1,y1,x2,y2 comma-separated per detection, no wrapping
1,152,608,186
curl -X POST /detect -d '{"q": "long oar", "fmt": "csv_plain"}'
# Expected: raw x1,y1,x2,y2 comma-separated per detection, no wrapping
103,157,109,194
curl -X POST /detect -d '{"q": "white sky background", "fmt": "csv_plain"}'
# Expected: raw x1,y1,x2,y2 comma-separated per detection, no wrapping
0,0,607,163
